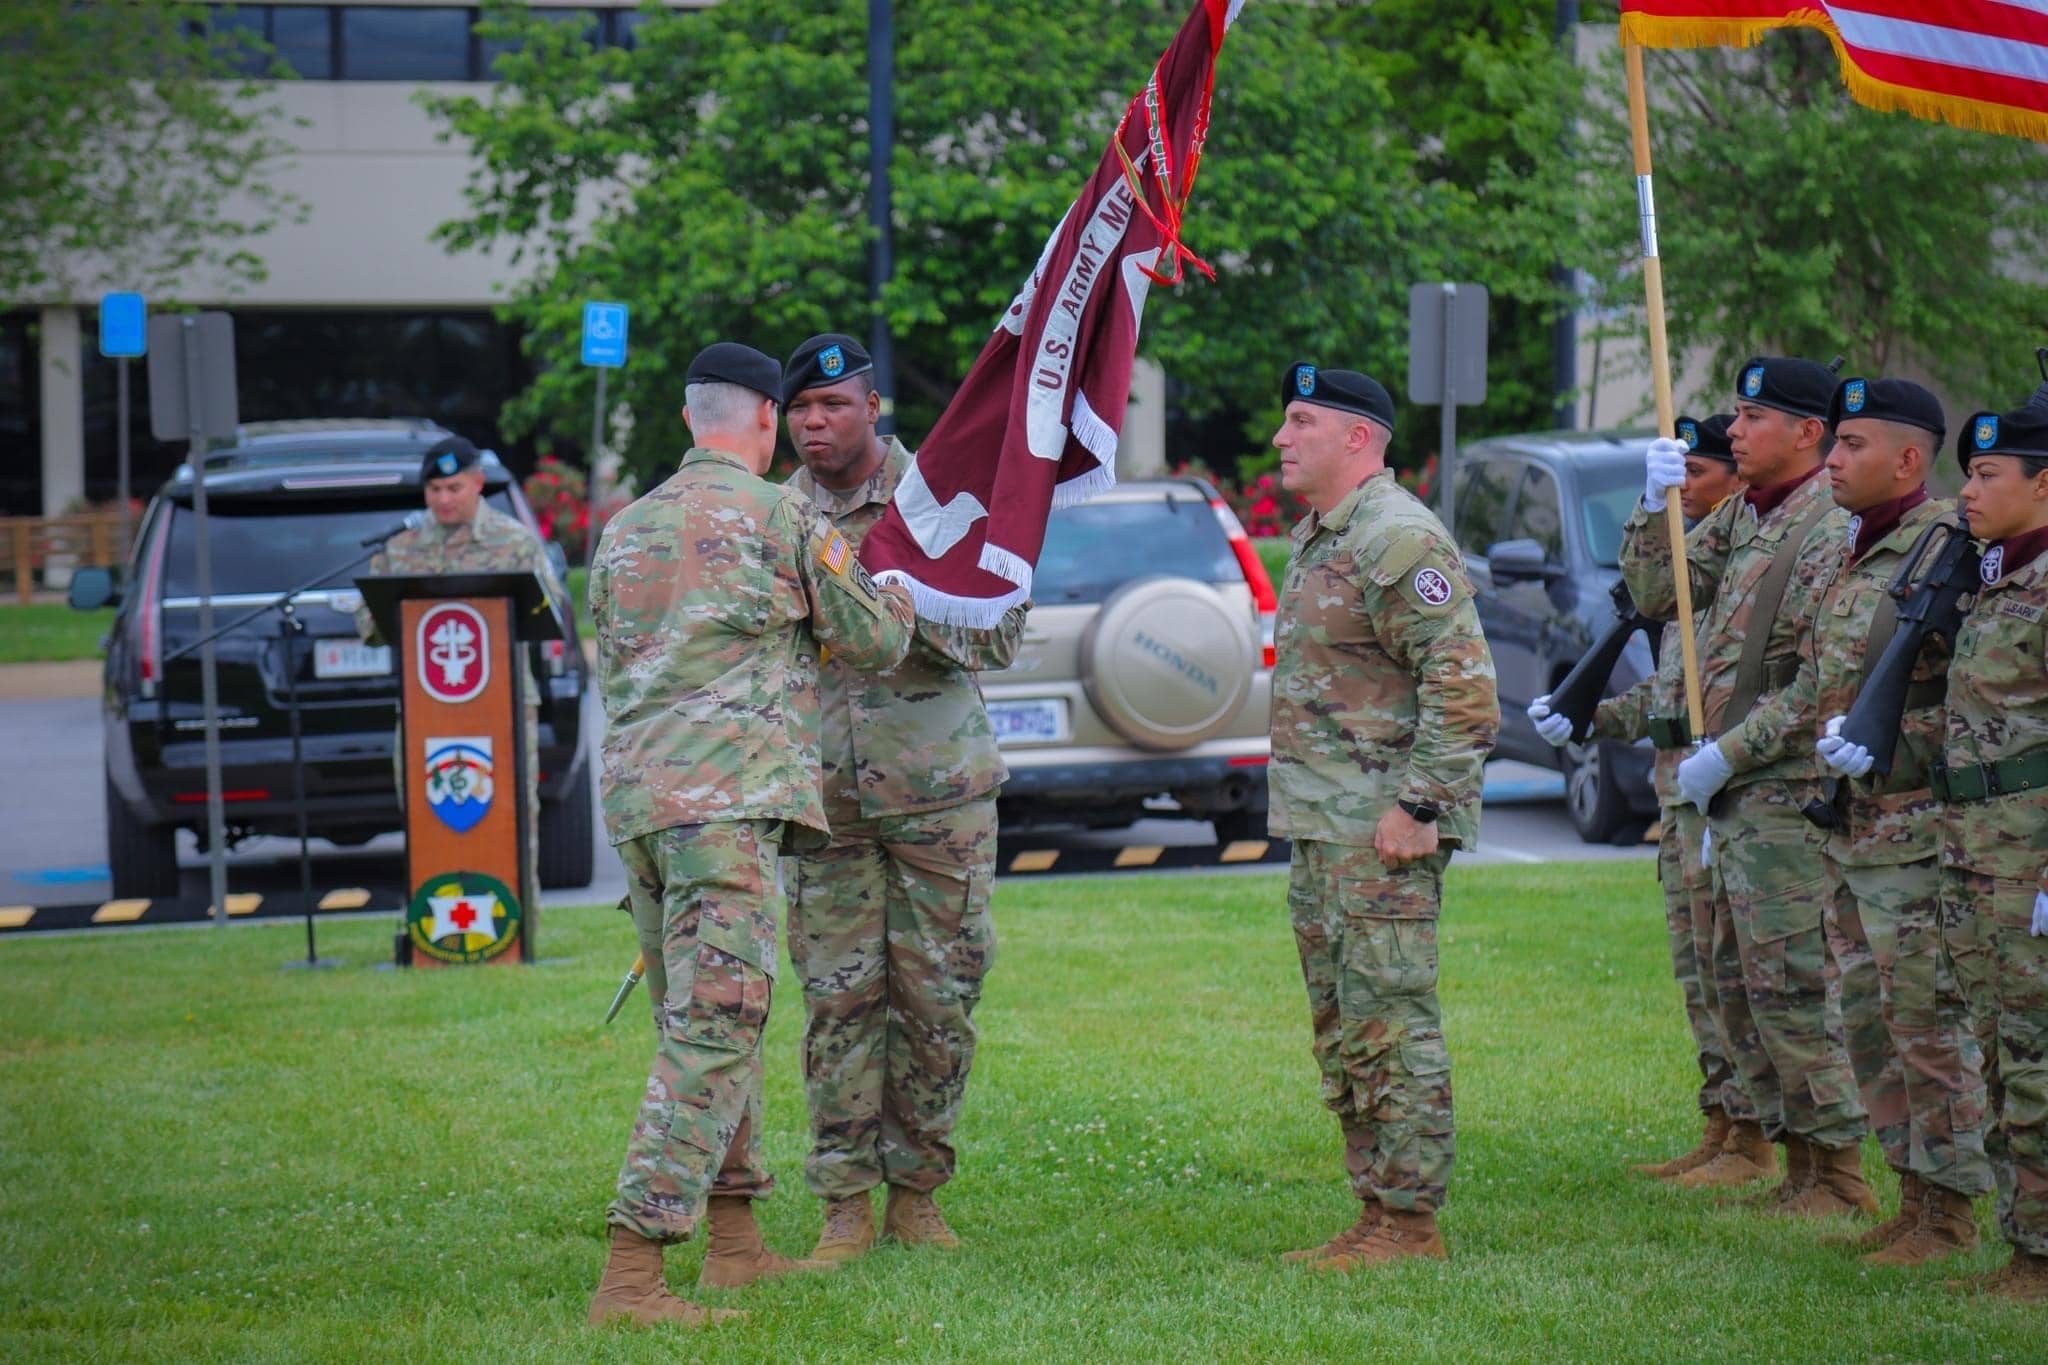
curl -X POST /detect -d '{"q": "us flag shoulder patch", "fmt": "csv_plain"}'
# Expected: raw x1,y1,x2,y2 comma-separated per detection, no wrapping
820,528,852,577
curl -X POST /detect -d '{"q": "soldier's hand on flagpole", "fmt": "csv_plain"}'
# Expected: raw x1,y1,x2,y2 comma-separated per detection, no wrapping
1815,715,1874,780
1527,694,1573,747
1642,438,1688,511
1675,739,1733,815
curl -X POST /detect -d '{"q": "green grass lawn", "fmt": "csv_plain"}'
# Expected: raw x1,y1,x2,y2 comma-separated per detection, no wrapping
0,602,112,664
1,863,2034,1361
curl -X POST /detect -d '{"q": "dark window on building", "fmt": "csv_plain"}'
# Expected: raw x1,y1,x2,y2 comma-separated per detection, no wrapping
271,5,337,79
339,6,472,80
0,314,43,516
480,7,600,76
206,7,273,76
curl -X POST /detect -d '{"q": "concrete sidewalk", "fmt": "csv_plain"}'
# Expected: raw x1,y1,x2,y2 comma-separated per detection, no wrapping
0,660,100,701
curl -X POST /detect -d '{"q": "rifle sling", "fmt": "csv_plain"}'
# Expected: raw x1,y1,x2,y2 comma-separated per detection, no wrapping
1723,495,1835,729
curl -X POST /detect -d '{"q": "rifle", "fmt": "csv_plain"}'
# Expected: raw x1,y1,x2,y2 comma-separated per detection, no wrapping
1546,580,1654,743
1837,519,1981,778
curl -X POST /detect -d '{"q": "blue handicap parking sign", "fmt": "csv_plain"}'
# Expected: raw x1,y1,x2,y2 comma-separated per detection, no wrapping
581,301,629,368
99,293,147,358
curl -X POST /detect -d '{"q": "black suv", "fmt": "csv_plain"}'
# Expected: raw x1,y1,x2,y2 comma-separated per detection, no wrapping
1451,430,1662,843
72,421,595,897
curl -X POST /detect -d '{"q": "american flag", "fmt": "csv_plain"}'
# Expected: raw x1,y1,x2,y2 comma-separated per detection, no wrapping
1622,1,2048,143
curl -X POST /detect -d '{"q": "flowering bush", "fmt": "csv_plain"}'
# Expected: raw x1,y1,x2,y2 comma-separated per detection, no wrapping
523,454,593,560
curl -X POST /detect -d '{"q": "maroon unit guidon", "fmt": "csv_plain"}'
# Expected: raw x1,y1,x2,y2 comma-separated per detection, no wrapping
858,0,1242,626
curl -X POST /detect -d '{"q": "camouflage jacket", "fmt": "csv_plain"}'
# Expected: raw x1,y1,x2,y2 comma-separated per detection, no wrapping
1620,471,1846,790
1269,470,1499,849
353,502,559,707
789,439,1024,823
1785,495,1954,866
589,447,916,847
1941,540,2048,890
1591,618,1689,809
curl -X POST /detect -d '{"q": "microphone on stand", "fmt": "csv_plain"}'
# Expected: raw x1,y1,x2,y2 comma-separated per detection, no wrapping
361,510,427,548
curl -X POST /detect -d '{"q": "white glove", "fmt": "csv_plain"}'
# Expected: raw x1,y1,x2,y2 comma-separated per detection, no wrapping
2032,890,2048,938
1527,694,1574,747
1642,437,1689,511
1676,740,1734,814
1815,714,1874,780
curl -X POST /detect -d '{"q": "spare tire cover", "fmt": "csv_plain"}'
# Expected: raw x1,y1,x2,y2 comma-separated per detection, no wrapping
1080,575,1255,752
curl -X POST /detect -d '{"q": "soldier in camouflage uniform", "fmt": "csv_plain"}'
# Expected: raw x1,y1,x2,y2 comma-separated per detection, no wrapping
1529,415,1755,1181
1798,378,1992,1265
1935,399,2048,1300
1266,364,1498,1270
584,343,916,1330
354,435,561,913
776,334,1026,1263
1622,357,1878,1218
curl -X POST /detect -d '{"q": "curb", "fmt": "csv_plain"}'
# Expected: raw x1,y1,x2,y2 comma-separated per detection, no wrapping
0,660,101,702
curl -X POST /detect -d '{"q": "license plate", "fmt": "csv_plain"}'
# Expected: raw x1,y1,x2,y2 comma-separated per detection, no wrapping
313,640,392,679
988,699,1066,744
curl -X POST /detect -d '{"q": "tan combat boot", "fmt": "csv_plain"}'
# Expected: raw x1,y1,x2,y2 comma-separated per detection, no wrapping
698,1196,826,1289
882,1187,960,1249
1978,1250,2048,1302
1778,1141,1880,1218
1636,1109,1732,1180
1282,1198,1382,1265
1739,1136,1812,1207
809,1194,877,1265
1864,1184,1979,1266
588,1226,741,1328
1313,1208,1448,1270
1675,1121,1778,1190
1849,1172,1923,1251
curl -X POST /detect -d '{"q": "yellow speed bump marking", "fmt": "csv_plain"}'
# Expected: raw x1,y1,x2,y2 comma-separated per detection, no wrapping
1009,849,1060,873
219,894,263,917
1113,845,1164,868
0,906,33,930
319,888,372,911
1219,839,1271,863
93,899,151,924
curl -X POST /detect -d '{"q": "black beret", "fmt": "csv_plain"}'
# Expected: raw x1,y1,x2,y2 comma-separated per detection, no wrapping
686,342,782,405
1956,400,2048,472
1675,413,1735,464
1827,376,1945,441
1283,362,1395,432
782,333,874,405
1734,355,1837,420
421,435,481,483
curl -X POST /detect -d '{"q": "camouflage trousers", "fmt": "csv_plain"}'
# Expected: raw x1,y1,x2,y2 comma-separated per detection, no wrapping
1661,804,1749,1120
395,703,541,914
606,819,783,1244
1943,866,2048,1257
787,800,997,1200
1288,839,1454,1214
1823,852,1992,1196
1707,782,1867,1150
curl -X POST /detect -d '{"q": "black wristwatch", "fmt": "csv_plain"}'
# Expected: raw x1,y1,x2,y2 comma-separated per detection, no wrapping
1397,799,1439,824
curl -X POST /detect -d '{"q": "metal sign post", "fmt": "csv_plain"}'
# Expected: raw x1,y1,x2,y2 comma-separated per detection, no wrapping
580,302,629,564
1407,282,1489,538
148,312,238,926
98,293,147,559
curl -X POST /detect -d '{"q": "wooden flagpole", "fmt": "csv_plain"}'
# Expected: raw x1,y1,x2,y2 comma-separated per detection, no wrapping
1623,37,1707,739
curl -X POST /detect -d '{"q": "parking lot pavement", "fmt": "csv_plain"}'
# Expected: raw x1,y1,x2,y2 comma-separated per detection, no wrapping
0,692,1651,922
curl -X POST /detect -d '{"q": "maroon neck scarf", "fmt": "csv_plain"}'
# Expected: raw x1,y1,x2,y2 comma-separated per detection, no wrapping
1743,462,1821,521
1848,485,1930,562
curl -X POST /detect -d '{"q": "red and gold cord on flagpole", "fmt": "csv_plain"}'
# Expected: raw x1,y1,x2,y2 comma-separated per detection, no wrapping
1623,37,1707,740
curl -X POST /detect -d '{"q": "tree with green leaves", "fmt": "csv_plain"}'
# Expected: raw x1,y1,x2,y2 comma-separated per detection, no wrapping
0,1,301,301
430,0,1596,484
1583,31,2048,415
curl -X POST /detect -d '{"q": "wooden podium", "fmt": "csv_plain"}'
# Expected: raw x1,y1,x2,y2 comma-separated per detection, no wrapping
358,572,562,967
